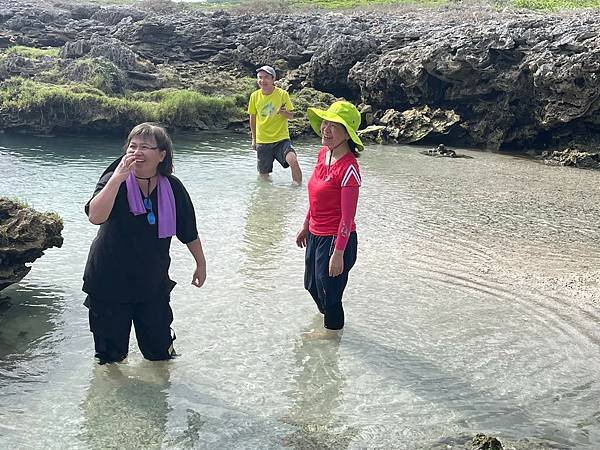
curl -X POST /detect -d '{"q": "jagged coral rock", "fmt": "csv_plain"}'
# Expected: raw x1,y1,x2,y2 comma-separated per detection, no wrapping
0,198,63,291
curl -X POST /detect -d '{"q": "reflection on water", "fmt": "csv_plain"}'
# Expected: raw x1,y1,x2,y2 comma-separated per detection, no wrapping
0,284,63,363
80,361,171,449
241,181,296,293
283,315,357,450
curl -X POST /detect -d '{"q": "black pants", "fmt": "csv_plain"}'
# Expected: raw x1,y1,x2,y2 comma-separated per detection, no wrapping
304,232,358,330
87,296,175,364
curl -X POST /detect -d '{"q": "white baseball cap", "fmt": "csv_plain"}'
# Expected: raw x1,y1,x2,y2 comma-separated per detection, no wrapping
256,65,276,78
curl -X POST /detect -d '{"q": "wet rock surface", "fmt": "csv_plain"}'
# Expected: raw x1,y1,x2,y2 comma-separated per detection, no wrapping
419,143,474,159
0,0,599,157
542,147,600,169
0,197,63,292
428,433,564,450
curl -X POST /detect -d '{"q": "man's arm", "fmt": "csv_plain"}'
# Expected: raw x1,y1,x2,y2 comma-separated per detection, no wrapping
249,113,257,150
278,107,294,120
280,92,294,119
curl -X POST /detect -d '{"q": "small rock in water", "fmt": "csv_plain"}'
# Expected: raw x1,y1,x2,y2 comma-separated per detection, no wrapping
422,143,456,157
420,143,473,159
472,433,503,450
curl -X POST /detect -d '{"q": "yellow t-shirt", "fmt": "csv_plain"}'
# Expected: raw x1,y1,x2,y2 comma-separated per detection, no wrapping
247,87,293,144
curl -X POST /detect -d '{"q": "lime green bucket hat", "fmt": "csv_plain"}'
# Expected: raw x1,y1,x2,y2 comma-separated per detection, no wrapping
307,101,364,151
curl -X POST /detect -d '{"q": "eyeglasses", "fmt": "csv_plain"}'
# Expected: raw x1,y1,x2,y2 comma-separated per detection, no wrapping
144,197,156,225
128,143,159,151
320,120,344,131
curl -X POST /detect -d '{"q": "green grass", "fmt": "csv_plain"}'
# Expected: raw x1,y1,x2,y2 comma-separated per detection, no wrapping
178,0,600,10
290,0,445,8
0,77,159,128
45,212,64,226
3,197,30,209
289,0,600,9
69,58,127,95
3,45,60,59
132,88,247,128
0,77,249,132
512,0,600,9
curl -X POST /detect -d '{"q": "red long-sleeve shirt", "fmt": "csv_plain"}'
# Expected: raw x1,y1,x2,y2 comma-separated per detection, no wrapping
306,146,361,251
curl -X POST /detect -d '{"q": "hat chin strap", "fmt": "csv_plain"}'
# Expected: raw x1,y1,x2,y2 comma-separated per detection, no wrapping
326,138,349,156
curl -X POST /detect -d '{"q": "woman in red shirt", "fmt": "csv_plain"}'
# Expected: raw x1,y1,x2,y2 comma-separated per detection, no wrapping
296,101,363,331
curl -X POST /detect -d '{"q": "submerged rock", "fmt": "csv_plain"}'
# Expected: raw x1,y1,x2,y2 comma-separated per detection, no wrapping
472,433,504,450
422,143,457,157
429,433,561,450
0,198,63,292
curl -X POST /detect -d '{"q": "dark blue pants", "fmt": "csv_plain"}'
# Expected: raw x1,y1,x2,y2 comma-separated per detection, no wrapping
87,296,175,364
304,232,358,330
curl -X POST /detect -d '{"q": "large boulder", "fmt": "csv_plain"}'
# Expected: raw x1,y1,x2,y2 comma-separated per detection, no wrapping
543,147,600,169
359,106,460,144
0,198,64,292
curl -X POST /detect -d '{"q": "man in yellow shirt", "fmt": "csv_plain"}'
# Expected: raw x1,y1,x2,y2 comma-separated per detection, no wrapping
248,65,302,184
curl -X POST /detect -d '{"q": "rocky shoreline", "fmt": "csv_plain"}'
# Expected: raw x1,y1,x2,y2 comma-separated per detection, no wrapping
1,1,599,167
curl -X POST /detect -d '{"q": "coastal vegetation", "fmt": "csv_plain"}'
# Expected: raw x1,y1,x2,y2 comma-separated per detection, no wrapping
288,0,600,9
1,0,598,167
87,0,600,10
0,40,328,135
1,46,59,59
0,37,259,134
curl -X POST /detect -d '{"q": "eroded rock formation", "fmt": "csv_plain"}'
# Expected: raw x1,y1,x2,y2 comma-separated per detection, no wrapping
0,0,599,157
0,198,64,292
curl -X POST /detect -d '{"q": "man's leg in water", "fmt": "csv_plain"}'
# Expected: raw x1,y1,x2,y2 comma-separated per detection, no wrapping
286,151,302,185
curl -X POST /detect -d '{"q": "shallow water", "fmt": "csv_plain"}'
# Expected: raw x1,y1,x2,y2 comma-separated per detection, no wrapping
1,132,599,449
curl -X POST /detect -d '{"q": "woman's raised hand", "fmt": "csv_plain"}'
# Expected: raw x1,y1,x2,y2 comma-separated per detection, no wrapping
112,154,136,183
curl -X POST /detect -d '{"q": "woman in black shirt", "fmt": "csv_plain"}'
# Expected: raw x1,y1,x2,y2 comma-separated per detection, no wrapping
83,123,206,364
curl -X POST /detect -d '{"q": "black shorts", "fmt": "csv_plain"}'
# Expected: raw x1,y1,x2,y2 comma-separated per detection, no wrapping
256,139,295,174
87,295,175,363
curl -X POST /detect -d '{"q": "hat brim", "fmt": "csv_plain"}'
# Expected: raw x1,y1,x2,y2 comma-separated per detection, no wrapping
307,107,364,151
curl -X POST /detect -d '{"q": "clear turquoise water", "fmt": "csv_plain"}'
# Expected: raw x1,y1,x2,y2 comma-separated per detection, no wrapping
1,132,599,449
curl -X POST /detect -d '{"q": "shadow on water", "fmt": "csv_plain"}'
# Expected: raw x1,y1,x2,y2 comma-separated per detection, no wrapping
344,328,577,449
79,361,171,449
0,284,63,365
282,315,358,450
240,181,296,292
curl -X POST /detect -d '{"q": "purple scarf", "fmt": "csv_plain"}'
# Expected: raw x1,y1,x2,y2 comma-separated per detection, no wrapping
125,172,176,238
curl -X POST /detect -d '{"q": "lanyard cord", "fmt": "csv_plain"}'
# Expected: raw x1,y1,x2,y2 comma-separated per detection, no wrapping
135,173,157,197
